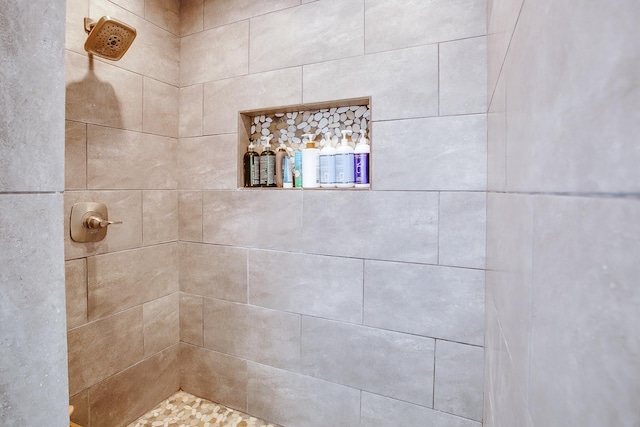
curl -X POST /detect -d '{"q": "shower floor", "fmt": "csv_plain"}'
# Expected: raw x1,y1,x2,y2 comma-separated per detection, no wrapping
127,390,281,427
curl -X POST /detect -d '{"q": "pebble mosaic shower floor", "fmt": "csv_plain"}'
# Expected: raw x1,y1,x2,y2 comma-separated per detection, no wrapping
127,391,281,427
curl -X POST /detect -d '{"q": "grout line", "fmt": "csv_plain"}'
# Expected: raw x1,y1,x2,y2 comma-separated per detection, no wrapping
432,339,437,409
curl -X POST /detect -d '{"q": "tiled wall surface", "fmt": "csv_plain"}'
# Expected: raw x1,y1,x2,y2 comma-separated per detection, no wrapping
179,1,487,427
485,1,640,426
64,0,181,426
0,1,69,426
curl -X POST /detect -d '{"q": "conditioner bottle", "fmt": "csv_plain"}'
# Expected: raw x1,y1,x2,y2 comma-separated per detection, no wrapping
354,129,370,188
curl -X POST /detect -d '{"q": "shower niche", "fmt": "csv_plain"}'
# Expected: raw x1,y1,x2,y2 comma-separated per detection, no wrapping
237,97,372,189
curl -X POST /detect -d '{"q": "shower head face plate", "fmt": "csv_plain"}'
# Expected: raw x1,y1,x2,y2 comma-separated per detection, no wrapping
84,16,137,61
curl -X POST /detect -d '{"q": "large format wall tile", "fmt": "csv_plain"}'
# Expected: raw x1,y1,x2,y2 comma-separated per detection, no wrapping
65,120,87,190
364,260,484,345
64,190,143,260
143,293,179,357
301,317,435,407
203,67,302,135
178,191,203,242
202,190,303,250
87,244,178,320
180,20,248,86
67,307,143,396
365,0,486,53
249,0,364,73
248,250,363,323
440,36,487,116
362,392,481,427
204,0,299,29
87,125,178,190
143,77,179,138
180,343,248,412
179,243,247,303
203,298,301,371
66,50,143,132
373,115,487,191
89,0,180,85
529,195,640,426
247,363,361,427
301,191,438,264
179,293,203,346
487,67,506,192
439,192,486,269
0,193,68,425
89,345,180,427
179,84,203,138
142,190,179,246
505,0,640,193
303,44,438,121
65,258,88,329
181,0,204,36
178,135,237,189
145,0,180,35
434,340,484,421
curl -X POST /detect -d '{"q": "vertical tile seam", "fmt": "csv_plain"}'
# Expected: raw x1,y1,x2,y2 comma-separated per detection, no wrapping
526,193,535,405
437,42,441,117
432,338,437,408
437,191,441,265
361,258,365,325
83,122,89,190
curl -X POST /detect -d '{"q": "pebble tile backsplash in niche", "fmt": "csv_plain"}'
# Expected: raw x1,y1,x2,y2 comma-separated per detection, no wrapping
249,104,370,149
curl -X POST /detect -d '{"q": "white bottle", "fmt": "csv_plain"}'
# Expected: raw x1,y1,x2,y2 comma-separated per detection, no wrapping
301,133,320,188
354,129,370,188
335,130,354,188
319,133,336,188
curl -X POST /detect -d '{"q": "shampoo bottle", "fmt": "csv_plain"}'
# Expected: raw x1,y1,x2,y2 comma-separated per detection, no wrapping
335,130,354,188
243,138,260,187
301,133,320,188
275,139,288,188
259,136,276,187
319,132,336,188
354,129,370,188
283,147,293,188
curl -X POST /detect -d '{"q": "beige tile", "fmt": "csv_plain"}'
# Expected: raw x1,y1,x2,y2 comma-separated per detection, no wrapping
178,191,203,242
67,307,143,395
87,125,178,190
365,0,486,53
178,134,237,190
249,0,364,73
204,0,300,29
90,0,180,86
180,343,248,412
89,345,180,427
180,243,247,303
87,243,179,320
202,190,303,251
303,44,438,121
107,0,145,17
373,115,487,191
143,190,179,245
203,298,301,371
145,0,180,35
69,390,89,427
180,0,203,36
66,0,88,55
440,36,487,116
179,293,203,346
179,84,203,138
65,50,143,131
143,77,179,138
65,258,87,329
64,190,143,260
65,120,87,190
143,293,179,357
180,20,249,86
203,67,302,135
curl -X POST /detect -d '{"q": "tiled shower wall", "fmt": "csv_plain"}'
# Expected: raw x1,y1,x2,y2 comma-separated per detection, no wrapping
64,0,181,426
0,1,68,425
178,1,486,426
485,1,640,426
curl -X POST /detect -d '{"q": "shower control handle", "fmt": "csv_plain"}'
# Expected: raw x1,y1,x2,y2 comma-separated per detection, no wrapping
84,214,123,229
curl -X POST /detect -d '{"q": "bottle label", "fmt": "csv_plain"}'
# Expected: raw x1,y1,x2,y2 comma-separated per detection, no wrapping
335,153,354,184
252,156,260,185
354,152,369,185
319,154,336,184
260,154,276,186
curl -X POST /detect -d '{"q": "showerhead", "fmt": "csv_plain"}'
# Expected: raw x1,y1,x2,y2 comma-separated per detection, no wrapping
84,16,137,61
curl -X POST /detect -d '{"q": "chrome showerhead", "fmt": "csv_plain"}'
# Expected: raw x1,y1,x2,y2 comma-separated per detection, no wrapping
84,16,137,61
